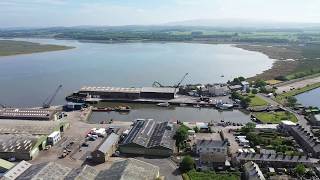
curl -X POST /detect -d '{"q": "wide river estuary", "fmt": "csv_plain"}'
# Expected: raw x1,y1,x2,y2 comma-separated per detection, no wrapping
0,38,275,123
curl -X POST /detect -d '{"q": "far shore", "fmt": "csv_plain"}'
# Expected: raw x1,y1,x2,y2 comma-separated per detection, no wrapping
0,39,74,57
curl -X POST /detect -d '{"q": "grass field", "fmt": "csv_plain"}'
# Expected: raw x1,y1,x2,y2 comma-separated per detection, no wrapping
253,111,298,124
184,170,239,180
0,40,73,56
275,82,320,104
249,94,269,107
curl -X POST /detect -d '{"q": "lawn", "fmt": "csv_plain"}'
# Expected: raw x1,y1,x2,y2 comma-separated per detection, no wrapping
253,111,298,124
249,95,269,107
184,170,239,180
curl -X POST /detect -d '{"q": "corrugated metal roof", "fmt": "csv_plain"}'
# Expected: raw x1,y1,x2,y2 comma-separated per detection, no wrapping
96,158,159,180
121,119,175,150
97,133,119,153
141,87,175,93
3,161,32,180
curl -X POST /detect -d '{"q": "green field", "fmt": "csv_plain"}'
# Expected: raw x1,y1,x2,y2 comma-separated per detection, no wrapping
249,94,269,107
183,170,239,180
275,82,320,105
0,40,73,56
253,111,298,124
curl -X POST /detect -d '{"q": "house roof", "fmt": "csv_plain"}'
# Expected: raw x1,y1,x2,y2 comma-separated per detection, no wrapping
236,152,319,164
96,158,159,180
291,124,320,153
244,161,265,180
196,139,229,149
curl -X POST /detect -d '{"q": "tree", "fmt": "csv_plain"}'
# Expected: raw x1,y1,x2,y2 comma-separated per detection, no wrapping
287,96,297,107
240,97,251,108
254,79,267,88
180,155,195,172
294,164,306,177
251,89,258,94
241,122,256,134
193,126,199,133
174,125,189,151
238,76,246,82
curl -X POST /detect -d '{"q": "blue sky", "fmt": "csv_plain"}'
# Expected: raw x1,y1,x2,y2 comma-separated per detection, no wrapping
0,0,320,27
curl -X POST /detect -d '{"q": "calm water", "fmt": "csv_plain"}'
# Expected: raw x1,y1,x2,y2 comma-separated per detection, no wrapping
0,38,274,107
88,103,250,123
296,88,320,108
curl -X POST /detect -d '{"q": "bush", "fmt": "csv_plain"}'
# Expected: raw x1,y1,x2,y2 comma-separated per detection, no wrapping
180,156,195,172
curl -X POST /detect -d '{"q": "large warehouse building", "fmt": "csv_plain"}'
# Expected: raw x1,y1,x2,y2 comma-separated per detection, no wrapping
74,86,176,100
119,119,176,157
0,120,69,161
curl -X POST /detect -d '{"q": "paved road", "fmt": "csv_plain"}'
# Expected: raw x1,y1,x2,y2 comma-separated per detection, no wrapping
275,76,320,94
135,157,182,180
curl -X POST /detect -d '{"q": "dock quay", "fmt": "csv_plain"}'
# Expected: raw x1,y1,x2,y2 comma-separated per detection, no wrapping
66,86,233,108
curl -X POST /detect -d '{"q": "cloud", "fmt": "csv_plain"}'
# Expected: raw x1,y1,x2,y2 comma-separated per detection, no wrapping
0,0,320,27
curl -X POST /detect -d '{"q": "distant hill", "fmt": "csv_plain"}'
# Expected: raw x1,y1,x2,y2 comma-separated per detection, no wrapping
164,19,320,29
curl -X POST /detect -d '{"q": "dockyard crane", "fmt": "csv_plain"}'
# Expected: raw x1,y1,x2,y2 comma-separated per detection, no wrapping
152,81,164,87
42,85,62,109
174,73,189,93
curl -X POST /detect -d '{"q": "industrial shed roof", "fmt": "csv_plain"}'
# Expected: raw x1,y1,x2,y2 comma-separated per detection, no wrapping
141,87,175,93
64,165,98,180
121,119,175,150
16,162,71,180
96,158,159,180
0,108,56,120
97,133,119,154
80,86,141,93
2,161,32,180
0,120,63,135
0,134,39,154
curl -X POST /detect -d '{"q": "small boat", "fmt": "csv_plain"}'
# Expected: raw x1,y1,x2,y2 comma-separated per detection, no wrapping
115,106,131,112
157,102,170,107
193,104,201,108
221,75,224,77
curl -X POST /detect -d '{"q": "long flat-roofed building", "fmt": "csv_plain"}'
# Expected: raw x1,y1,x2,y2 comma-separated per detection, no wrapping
0,108,61,121
119,119,176,157
73,86,176,100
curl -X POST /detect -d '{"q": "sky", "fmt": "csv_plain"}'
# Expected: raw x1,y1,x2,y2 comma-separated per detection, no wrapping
0,0,320,27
